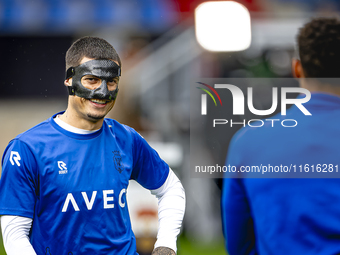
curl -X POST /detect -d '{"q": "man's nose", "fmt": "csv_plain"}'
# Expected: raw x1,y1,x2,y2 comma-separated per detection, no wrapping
93,81,109,98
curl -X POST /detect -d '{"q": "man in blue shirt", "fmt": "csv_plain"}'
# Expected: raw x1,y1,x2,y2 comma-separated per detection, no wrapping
222,18,340,254
0,36,185,255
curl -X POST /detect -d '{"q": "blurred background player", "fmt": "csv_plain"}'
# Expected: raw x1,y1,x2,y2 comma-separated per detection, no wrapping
221,17,340,255
0,36,185,255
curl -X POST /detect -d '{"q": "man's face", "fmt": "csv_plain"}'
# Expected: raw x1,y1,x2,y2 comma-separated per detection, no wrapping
65,57,120,122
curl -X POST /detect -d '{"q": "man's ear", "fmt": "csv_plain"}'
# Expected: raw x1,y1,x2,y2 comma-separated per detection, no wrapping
292,59,305,78
64,78,72,87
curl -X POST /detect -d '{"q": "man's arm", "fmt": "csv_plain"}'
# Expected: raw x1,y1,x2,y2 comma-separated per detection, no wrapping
1,215,37,255
0,140,38,254
221,177,257,255
150,169,186,254
220,127,258,255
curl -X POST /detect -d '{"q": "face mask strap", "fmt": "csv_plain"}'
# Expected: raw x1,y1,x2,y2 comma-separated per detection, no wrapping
66,67,75,80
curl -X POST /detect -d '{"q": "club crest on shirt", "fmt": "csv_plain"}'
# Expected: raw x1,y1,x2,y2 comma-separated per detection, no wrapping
113,151,124,173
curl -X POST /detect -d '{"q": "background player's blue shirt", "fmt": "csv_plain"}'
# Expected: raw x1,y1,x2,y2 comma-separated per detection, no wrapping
221,93,340,255
0,112,169,255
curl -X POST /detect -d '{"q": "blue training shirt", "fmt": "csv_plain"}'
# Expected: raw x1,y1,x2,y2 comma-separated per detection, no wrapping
0,112,169,254
221,93,340,255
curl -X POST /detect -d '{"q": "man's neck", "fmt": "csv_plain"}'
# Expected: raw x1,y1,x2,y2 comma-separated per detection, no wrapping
300,79,340,97
54,115,99,134
59,109,104,131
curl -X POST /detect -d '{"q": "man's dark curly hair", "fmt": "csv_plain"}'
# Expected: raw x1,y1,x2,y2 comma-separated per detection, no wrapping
298,17,340,78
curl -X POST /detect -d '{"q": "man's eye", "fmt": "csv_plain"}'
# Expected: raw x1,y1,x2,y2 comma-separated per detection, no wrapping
108,78,117,83
85,77,100,83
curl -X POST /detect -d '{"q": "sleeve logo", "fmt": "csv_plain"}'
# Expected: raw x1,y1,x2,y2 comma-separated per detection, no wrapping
10,151,21,167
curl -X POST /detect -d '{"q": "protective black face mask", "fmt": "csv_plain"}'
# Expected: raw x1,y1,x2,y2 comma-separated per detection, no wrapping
65,59,121,101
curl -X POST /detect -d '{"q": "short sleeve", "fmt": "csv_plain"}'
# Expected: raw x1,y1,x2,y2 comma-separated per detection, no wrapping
130,130,169,190
0,139,38,218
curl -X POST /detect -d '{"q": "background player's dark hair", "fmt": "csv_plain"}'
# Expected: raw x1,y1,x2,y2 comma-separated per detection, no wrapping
65,36,121,70
297,17,340,78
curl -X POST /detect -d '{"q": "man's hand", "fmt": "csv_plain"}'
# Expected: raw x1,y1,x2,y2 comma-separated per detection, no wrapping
152,247,176,255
